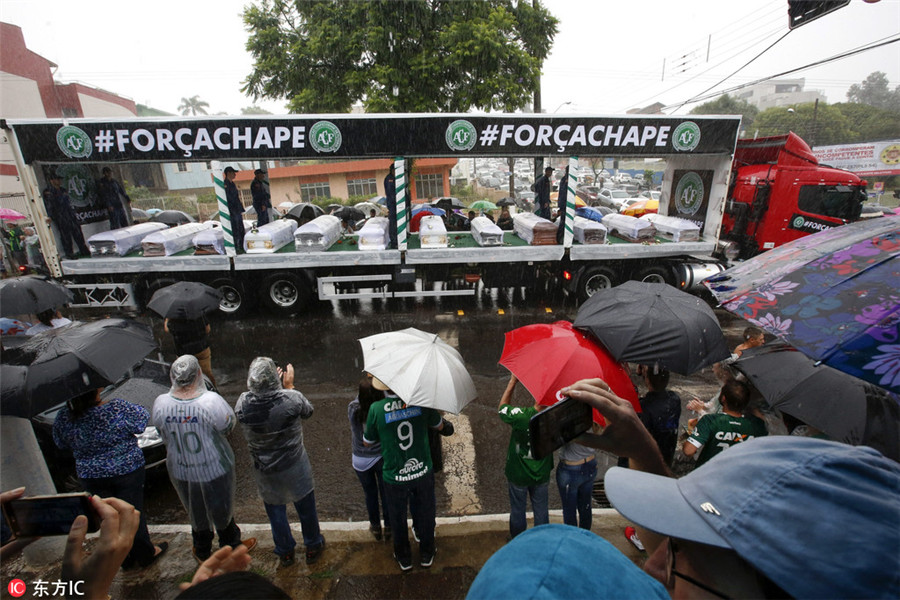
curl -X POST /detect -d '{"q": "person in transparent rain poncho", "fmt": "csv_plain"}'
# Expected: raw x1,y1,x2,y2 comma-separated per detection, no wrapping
151,355,256,562
235,358,325,568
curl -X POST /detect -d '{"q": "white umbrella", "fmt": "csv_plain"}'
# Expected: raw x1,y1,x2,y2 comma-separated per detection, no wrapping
359,328,477,414
278,201,294,210
354,201,386,216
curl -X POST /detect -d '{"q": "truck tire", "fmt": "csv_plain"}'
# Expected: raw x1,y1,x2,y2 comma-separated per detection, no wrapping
210,277,253,317
261,272,312,314
634,265,674,286
578,266,619,301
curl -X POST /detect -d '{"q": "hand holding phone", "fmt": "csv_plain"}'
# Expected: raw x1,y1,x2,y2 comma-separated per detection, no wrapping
529,394,593,460
2,492,100,538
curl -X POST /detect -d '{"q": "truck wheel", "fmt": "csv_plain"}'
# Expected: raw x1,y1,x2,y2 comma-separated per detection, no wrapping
634,265,674,286
578,266,619,301
210,277,253,317
261,272,311,314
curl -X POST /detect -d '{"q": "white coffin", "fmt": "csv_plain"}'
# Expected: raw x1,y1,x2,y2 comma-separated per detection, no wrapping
87,222,168,257
601,214,657,242
294,215,341,252
513,212,557,245
142,222,212,257
471,216,504,247
418,215,448,249
245,219,298,254
573,217,608,244
357,217,390,251
643,214,700,242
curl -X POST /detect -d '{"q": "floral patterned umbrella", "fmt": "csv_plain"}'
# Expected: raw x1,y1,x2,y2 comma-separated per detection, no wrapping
705,217,900,394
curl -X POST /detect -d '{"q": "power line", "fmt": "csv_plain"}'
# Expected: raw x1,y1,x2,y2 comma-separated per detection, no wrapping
664,34,900,109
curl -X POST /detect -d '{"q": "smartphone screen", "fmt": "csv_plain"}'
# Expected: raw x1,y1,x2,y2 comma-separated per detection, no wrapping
529,397,593,460
2,493,100,537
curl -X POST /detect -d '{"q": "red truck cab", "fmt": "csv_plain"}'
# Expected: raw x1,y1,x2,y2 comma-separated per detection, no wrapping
721,132,866,259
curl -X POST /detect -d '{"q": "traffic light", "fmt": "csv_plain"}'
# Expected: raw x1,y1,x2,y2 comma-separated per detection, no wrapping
787,0,850,30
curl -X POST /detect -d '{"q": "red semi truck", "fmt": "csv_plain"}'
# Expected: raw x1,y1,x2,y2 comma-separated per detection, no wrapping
718,132,867,260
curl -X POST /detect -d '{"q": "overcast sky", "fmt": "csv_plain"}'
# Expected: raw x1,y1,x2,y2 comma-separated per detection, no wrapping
1,0,898,116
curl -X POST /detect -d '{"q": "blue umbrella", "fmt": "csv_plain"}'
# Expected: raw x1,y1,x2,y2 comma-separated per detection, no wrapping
706,218,900,394
412,205,446,217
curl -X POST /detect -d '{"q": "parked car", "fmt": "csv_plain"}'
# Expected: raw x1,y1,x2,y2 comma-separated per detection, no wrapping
597,188,632,210
639,190,661,201
30,358,210,492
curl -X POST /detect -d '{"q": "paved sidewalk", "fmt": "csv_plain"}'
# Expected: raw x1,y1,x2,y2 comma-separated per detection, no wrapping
2,511,645,599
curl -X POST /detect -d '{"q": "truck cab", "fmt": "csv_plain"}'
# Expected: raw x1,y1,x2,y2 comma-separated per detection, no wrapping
721,132,866,259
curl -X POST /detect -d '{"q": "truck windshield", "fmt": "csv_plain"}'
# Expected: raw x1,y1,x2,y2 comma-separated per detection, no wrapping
797,185,861,221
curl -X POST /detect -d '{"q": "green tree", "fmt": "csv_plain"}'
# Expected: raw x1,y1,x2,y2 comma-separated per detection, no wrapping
242,0,558,113
689,94,759,130
178,95,210,116
241,105,273,115
832,102,900,143
846,71,900,112
753,102,853,147
586,157,606,184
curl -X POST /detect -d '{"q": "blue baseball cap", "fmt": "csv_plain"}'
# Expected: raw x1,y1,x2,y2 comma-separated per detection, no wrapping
466,524,667,600
605,436,900,599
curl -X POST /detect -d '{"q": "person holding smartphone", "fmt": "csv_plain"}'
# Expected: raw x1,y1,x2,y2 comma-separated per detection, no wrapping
498,373,553,539
52,387,167,569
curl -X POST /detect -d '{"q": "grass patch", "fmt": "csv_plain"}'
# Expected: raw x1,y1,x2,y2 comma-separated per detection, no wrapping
309,569,336,580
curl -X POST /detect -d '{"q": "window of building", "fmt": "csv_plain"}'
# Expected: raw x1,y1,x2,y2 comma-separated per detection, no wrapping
415,173,444,199
300,182,331,202
176,162,189,173
347,177,378,197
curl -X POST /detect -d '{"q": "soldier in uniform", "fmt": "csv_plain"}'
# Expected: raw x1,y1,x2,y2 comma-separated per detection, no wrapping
97,167,131,229
42,173,89,259
250,169,272,226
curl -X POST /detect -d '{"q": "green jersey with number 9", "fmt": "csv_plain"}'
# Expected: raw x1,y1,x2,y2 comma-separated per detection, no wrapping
364,393,441,485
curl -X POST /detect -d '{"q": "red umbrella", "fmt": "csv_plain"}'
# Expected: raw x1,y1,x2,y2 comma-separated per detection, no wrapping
499,321,639,424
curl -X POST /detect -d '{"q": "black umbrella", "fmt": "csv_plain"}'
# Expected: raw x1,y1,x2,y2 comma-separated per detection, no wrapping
434,197,466,210
0,319,157,417
0,275,74,317
149,210,196,227
326,204,344,215
497,197,517,207
574,281,730,374
147,281,223,319
131,208,150,223
334,206,365,222
285,203,325,225
734,342,900,461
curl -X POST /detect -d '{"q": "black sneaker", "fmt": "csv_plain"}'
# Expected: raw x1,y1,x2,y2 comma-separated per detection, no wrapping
192,547,212,563
394,553,413,572
305,539,325,565
279,550,295,568
369,523,382,541
420,548,435,568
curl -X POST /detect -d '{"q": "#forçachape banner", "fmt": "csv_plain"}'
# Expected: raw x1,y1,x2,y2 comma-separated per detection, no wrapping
8,115,741,164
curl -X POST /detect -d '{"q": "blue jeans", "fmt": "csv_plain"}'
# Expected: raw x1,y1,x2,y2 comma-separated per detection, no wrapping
384,471,435,563
355,460,390,530
555,459,598,530
508,481,549,539
264,491,324,558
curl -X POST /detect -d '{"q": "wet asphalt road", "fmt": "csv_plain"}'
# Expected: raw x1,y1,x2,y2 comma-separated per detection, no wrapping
124,285,746,526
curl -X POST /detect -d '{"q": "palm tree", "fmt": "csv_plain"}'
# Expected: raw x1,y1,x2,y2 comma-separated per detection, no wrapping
178,95,210,116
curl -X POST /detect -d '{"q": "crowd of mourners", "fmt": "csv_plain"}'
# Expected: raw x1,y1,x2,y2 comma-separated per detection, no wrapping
2,319,898,599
